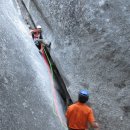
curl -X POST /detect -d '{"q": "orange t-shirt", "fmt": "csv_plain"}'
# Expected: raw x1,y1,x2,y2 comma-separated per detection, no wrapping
66,102,95,129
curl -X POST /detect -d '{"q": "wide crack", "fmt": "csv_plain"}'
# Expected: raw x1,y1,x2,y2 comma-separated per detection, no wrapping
16,0,73,109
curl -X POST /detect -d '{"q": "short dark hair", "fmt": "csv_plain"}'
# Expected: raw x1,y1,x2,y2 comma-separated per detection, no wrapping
78,94,89,103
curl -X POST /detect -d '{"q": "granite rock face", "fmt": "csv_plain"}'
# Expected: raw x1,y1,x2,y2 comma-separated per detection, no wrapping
0,0,65,130
22,0,130,129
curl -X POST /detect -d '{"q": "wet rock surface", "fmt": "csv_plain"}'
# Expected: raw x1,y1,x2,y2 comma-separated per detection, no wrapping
0,0,65,130
22,0,130,129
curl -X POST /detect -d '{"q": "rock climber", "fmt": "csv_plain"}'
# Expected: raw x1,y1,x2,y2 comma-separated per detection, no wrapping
31,25,43,40
30,25,43,48
66,90,99,130
30,25,51,49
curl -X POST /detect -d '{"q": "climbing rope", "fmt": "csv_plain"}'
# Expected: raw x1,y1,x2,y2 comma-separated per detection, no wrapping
43,47,68,130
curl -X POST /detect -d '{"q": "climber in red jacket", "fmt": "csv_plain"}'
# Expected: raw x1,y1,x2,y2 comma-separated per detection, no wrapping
31,25,43,40
30,25,43,48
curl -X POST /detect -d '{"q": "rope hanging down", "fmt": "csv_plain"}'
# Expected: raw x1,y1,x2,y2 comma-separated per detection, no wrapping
43,47,68,130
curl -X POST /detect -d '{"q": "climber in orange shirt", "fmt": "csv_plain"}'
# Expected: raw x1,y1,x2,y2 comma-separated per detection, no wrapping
66,90,99,130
